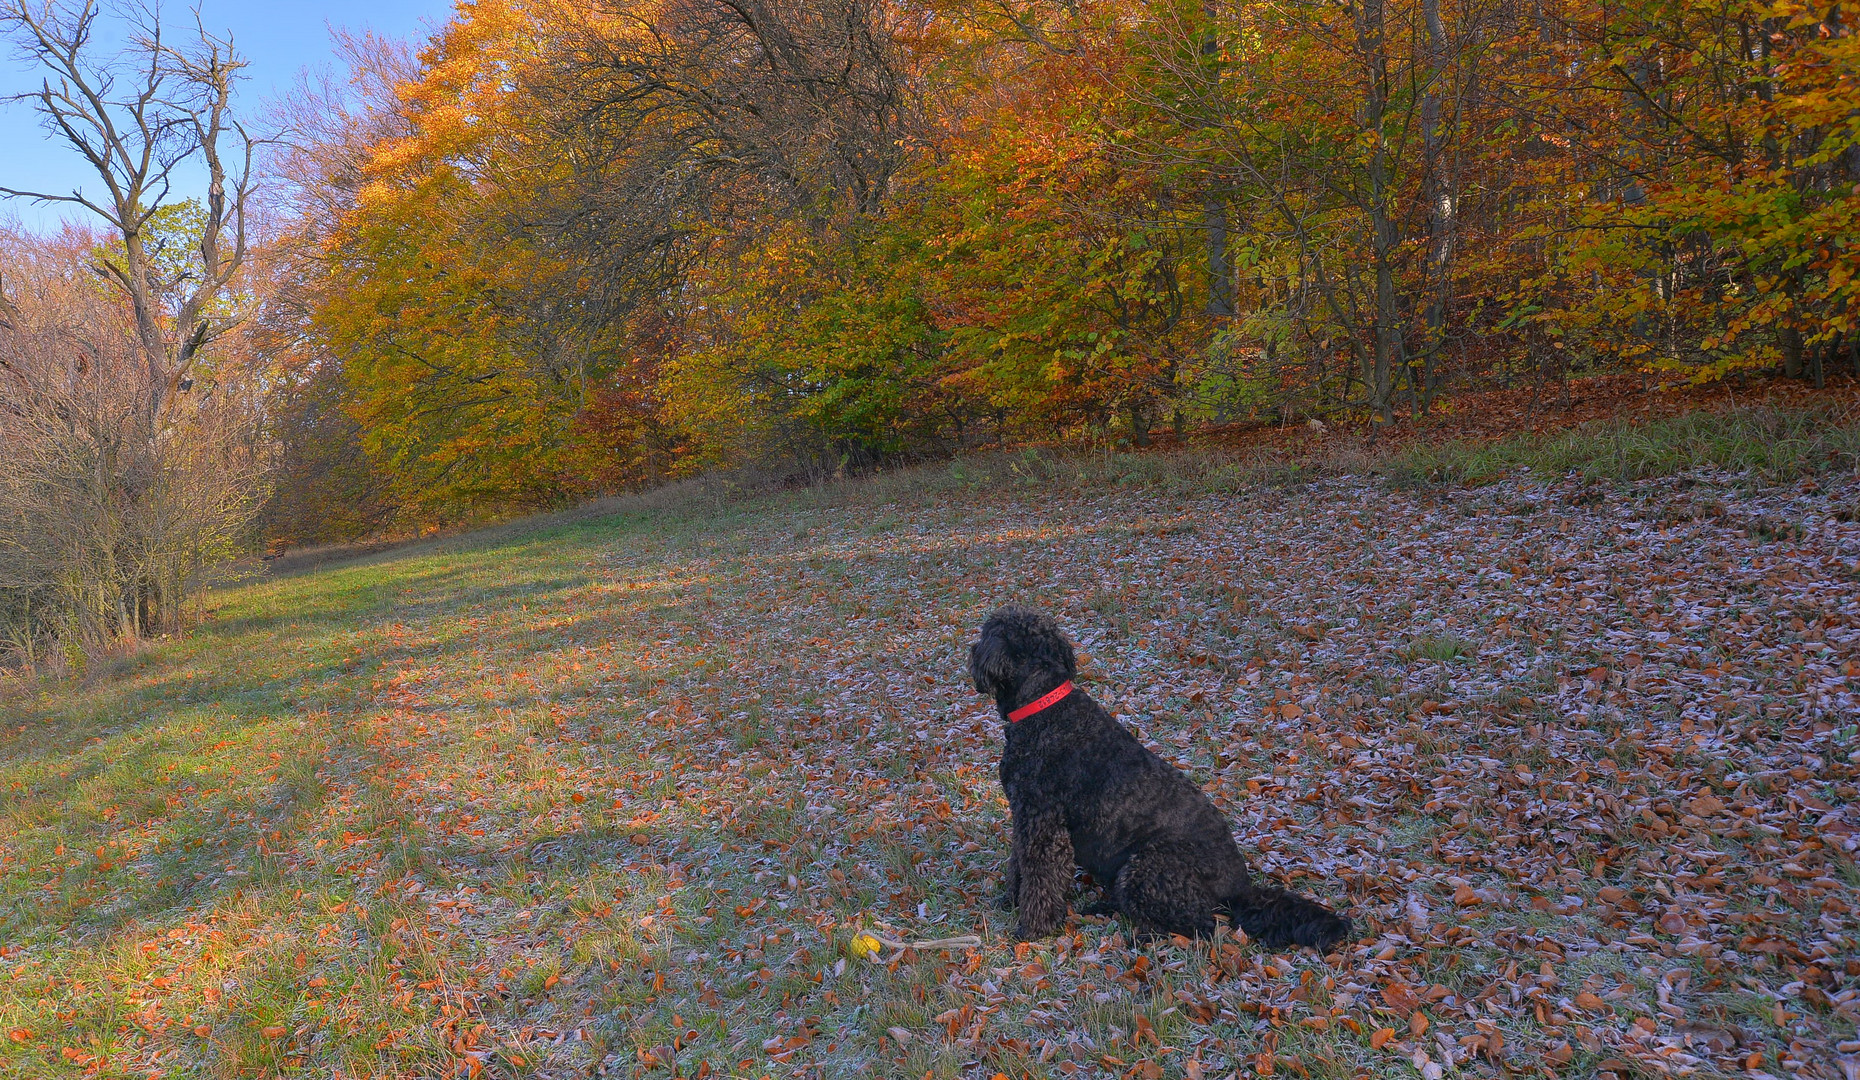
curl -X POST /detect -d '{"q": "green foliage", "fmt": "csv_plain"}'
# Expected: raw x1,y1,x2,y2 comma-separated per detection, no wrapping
665,219,957,471
95,200,210,305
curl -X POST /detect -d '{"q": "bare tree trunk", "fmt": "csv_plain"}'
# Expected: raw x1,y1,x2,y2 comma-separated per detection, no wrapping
0,0,255,425
1199,0,1233,321
1356,0,1400,425
1416,0,1456,413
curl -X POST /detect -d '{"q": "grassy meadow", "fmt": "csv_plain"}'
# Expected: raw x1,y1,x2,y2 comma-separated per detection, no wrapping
3,417,1858,1079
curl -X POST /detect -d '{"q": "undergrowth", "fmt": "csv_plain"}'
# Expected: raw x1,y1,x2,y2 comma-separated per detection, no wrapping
249,403,1860,588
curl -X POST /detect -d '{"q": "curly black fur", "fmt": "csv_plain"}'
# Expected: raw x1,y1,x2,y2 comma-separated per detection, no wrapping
970,605,1353,951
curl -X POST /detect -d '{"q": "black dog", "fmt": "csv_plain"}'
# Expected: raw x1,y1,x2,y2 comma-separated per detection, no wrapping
970,605,1352,950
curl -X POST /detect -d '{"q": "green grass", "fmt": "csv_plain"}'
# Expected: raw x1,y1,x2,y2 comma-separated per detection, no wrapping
1388,404,1860,485
811,403,1860,499
1,406,1854,1079
1400,634,1476,664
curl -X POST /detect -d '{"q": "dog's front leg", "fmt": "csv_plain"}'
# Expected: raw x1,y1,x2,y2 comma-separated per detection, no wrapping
1011,808,1073,940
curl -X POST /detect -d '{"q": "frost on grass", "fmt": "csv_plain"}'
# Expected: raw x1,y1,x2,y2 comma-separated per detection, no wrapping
0,467,1856,1079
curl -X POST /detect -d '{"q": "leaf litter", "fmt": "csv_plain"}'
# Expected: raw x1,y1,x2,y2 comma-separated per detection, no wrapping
0,463,1856,1079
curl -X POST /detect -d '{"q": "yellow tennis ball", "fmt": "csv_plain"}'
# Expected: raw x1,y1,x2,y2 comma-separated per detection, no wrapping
848,933,883,959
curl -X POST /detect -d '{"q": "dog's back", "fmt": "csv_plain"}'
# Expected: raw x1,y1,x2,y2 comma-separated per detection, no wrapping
1002,692,1250,898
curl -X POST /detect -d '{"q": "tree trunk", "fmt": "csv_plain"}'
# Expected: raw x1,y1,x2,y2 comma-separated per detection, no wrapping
1370,232,1401,424
1356,0,1400,424
1780,326,1804,378
1417,0,1456,414
1205,194,1234,317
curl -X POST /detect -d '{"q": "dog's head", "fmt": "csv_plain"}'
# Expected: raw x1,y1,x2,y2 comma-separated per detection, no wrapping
969,605,1077,697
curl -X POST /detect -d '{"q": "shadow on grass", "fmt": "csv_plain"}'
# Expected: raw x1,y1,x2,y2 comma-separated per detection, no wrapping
1,709,334,940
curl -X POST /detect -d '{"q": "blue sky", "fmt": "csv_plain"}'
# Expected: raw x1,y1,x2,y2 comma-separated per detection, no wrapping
0,1,455,232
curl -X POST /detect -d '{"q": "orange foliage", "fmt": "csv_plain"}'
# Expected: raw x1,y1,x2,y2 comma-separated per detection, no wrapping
274,0,1860,524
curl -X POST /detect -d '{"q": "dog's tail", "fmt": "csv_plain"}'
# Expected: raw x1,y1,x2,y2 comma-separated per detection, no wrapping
1221,885,1352,951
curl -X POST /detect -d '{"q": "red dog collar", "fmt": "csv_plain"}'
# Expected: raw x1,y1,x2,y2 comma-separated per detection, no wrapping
1008,681,1073,722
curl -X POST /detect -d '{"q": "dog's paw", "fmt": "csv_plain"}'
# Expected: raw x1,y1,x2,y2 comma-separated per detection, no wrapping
994,890,1017,912
1013,917,1061,941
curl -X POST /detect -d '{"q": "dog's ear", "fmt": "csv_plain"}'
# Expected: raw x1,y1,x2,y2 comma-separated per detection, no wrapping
1046,629,1078,680
970,626,1013,695
1010,605,1076,681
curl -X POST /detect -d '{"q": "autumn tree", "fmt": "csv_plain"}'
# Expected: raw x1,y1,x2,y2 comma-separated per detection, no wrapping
0,227,261,665
0,2,263,657
2,0,255,418
258,0,1859,532
298,0,919,509
1500,0,1860,385
244,31,418,544
917,53,1215,445
1045,0,1519,424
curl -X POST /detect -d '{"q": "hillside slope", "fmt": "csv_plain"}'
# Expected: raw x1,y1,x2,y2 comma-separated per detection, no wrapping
2,452,1857,1079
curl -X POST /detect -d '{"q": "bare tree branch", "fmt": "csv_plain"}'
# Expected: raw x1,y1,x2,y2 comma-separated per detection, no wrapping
0,0,258,417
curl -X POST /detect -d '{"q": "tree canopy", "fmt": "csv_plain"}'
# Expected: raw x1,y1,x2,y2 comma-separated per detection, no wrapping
250,0,1860,528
